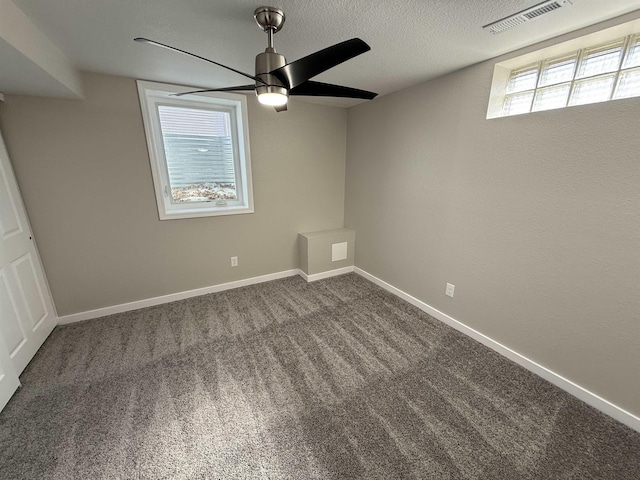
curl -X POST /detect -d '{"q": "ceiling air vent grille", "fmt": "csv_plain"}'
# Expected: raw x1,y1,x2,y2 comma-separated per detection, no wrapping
524,2,562,19
483,0,573,35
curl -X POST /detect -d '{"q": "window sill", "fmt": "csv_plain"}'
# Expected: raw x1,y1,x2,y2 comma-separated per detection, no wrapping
158,205,255,220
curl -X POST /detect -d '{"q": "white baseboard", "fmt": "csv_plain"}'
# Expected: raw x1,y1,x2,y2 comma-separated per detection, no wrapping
57,269,301,325
298,266,355,283
354,267,640,433
58,266,355,325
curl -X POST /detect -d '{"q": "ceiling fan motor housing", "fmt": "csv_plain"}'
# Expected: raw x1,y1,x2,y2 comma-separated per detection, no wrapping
254,6,285,33
255,50,287,98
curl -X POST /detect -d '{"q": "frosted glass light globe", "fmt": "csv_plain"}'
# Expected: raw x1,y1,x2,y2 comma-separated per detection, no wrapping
258,92,288,106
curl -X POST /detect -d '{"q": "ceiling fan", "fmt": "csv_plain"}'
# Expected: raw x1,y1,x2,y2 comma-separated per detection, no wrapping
135,6,378,112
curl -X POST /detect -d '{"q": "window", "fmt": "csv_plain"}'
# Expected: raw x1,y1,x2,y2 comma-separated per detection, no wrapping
137,81,254,219
487,19,640,119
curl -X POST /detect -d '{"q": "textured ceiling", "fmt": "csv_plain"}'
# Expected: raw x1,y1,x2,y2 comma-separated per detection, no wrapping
7,0,640,105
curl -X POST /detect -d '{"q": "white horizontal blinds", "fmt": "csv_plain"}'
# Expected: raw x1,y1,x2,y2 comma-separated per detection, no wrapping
503,65,538,115
157,105,238,203
158,105,230,136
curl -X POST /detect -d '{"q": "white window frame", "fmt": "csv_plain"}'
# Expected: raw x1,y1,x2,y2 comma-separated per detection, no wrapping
487,17,640,119
137,80,254,220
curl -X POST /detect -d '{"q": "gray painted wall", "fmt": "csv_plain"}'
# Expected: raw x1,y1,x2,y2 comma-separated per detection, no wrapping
0,72,347,316
345,16,640,417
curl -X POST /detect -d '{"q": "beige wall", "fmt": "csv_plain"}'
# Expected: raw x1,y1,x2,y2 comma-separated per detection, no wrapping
345,15,640,416
0,72,347,316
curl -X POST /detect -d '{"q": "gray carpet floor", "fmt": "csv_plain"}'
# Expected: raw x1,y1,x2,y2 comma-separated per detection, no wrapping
0,273,638,479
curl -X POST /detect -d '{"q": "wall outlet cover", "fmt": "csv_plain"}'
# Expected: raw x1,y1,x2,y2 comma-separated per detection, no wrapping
445,283,455,297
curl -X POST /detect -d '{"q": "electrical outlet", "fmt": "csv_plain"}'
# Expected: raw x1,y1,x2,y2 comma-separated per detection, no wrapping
445,283,455,298
231,256,238,267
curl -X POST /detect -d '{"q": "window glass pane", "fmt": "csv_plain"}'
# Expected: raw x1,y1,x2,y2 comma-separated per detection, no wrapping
506,66,539,93
503,91,534,115
538,55,577,87
157,105,237,204
623,35,640,69
576,42,624,78
532,83,571,111
569,74,616,106
613,67,640,99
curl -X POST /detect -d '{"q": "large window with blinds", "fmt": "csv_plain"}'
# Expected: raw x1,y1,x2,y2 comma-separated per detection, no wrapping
137,81,253,219
487,20,640,119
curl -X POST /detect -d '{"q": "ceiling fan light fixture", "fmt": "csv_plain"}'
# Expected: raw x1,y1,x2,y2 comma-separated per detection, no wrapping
256,83,288,106
258,92,288,106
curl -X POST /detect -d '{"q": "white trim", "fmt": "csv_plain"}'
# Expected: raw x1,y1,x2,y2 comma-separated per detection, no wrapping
354,267,640,433
57,269,300,325
57,266,356,324
298,266,354,283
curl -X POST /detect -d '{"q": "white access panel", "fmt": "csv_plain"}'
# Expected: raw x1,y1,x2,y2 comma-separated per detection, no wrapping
331,242,348,262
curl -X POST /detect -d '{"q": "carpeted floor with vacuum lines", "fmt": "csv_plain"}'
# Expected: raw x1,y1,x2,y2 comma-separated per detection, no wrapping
0,273,638,479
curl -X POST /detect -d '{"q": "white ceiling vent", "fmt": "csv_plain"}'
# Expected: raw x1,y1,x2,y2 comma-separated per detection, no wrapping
483,1,573,34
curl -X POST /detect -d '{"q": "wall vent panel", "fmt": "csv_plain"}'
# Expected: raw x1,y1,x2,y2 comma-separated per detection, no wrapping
484,0,573,35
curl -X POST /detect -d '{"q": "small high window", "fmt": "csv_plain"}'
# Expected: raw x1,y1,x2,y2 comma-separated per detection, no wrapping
137,81,254,220
487,19,640,119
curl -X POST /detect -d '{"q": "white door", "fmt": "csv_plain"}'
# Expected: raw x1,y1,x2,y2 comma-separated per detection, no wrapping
0,326,20,410
0,326,20,411
0,131,56,378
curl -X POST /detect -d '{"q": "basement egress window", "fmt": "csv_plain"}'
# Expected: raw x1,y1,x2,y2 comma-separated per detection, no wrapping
487,22,640,119
137,81,254,219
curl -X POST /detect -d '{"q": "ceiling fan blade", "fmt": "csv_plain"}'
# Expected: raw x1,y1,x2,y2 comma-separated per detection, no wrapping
270,38,371,90
134,37,266,85
172,85,256,97
274,104,288,113
290,81,377,100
